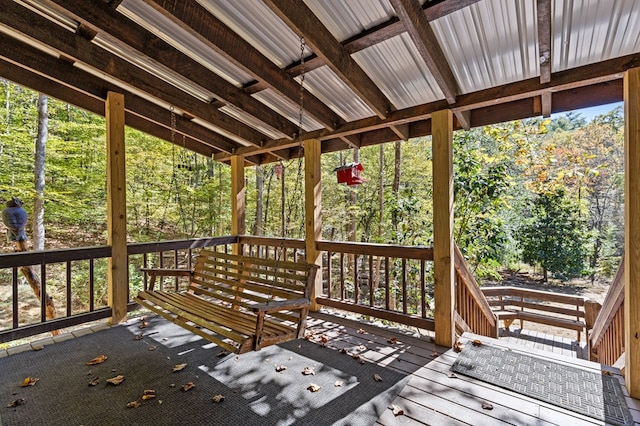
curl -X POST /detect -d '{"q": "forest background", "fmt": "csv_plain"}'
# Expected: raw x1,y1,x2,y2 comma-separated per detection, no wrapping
0,80,625,289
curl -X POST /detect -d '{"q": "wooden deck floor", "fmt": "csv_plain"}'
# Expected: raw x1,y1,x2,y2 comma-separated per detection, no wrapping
306,311,640,425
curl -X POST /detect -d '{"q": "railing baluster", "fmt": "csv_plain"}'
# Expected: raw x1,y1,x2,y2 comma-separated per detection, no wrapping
420,259,426,318
66,261,72,316
385,257,390,310
353,254,359,304
40,263,47,322
340,252,345,301
327,251,333,298
368,255,374,307
12,266,18,329
402,258,407,314
89,258,95,311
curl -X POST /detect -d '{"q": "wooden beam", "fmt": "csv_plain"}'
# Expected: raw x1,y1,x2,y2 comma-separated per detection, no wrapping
339,134,361,149
304,139,322,311
105,91,128,324
390,124,410,141
454,110,471,130
143,0,341,131
0,0,267,147
230,155,246,239
624,67,640,399
537,0,552,84
432,109,455,348
389,0,459,103
540,92,553,117
0,37,238,155
263,0,391,119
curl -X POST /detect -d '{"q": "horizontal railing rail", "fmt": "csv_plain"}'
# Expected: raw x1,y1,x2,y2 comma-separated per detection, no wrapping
590,259,624,365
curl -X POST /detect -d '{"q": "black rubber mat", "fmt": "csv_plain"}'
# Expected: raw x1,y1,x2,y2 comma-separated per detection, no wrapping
451,343,634,426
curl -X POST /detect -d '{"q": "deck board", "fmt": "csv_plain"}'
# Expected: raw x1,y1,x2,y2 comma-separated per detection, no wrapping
307,311,640,425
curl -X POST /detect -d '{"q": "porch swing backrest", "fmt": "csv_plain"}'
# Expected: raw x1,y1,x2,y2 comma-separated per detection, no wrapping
135,248,318,354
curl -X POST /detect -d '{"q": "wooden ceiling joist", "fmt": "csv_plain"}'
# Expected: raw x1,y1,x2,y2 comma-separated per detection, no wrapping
389,0,459,104
262,0,392,120
537,0,552,84
141,0,342,133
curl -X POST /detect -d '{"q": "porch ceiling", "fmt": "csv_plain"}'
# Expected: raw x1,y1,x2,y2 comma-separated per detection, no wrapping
1,0,638,165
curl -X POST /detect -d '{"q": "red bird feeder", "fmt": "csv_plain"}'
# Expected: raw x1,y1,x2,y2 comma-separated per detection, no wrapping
334,162,365,186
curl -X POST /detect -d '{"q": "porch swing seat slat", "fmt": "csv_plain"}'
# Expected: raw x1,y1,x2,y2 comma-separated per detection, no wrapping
135,248,318,354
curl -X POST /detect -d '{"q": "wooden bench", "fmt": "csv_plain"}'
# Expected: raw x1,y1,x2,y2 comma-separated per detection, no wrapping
135,249,318,354
481,286,588,341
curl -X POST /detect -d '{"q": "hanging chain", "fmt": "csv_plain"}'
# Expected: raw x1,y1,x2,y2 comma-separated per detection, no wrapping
170,105,176,144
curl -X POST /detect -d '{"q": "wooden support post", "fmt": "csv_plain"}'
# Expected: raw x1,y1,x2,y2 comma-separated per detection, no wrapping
230,155,246,255
432,109,455,347
106,91,128,324
304,138,323,311
624,67,640,398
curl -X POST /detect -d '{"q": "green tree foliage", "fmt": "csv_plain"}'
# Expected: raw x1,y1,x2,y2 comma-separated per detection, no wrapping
517,188,588,281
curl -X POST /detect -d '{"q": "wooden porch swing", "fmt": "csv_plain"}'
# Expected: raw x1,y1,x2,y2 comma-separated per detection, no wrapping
135,37,318,354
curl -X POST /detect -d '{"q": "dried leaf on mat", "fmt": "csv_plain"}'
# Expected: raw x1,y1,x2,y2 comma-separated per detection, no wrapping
431,351,439,357
212,394,225,403
217,351,229,357
481,400,493,410
181,382,195,391
320,335,328,344
275,365,287,372
374,374,383,382
142,390,156,400
7,398,26,408
602,370,612,376
148,345,157,351
127,401,141,409
334,380,343,387
472,339,483,347
139,321,149,329
302,367,316,376
448,373,458,379
389,404,404,416
453,341,464,353
307,383,320,392
134,334,143,341
20,377,39,387
86,354,107,365
32,345,44,351
88,377,100,386
106,375,125,385
357,328,366,334
387,337,398,344
172,363,187,372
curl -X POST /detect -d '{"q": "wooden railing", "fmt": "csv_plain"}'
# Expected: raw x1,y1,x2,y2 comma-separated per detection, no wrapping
453,245,498,338
481,286,590,341
0,236,236,342
315,240,435,330
590,259,625,365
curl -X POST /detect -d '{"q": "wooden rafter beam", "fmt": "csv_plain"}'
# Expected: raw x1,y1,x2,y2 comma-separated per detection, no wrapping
215,52,640,162
388,0,459,103
537,0,552,84
263,0,392,119
390,124,410,141
454,110,471,131
142,0,341,132
0,35,239,156
45,0,297,140
0,0,267,148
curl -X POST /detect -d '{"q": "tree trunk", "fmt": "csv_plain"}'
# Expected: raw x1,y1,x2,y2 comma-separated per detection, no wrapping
34,93,47,251
392,140,402,240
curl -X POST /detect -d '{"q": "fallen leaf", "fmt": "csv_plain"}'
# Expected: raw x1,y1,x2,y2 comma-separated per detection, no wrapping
127,401,141,409
106,375,125,385
88,377,100,386
134,334,143,341
389,404,404,416
602,370,612,376
275,365,287,372
307,383,321,392
448,373,458,379
374,374,383,382
340,348,348,354
302,367,316,376
142,390,156,400
357,345,366,351
359,358,365,365
139,321,149,329
86,355,108,365
212,394,225,403
351,353,361,360
217,351,229,357
181,382,195,392
20,377,39,387
453,341,464,353
387,337,398,344
148,345,157,351
481,400,493,410
32,345,44,351
172,363,187,372
334,380,343,387
431,351,439,357
472,339,483,347
357,328,366,334
7,398,25,408
320,335,328,344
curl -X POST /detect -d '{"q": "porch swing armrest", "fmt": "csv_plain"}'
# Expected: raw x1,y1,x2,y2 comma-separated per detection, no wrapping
251,298,311,313
140,268,193,291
